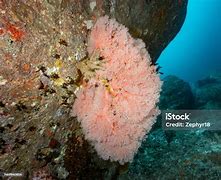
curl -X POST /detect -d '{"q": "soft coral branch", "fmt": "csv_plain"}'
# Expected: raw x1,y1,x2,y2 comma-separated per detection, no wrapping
72,16,162,164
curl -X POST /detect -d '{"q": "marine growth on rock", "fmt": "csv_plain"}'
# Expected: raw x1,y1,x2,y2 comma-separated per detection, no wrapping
72,16,162,164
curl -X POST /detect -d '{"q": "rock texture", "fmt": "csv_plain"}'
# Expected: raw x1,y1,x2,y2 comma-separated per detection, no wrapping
194,74,221,109
159,75,194,110
103,0,188,62
0,0,187,179
119,128,221,180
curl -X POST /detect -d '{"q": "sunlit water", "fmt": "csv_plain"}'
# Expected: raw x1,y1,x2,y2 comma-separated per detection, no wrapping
158,0,221,83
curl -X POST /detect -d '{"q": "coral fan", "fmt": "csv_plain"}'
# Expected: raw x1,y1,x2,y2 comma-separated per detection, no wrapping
72,16,161,164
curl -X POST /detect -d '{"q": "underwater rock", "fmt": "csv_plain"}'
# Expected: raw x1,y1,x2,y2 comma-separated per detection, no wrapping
153,75,194,141
0,0,187,179
119,128,221,179
194,74,221,109
90,0,188,62
159,75,194,110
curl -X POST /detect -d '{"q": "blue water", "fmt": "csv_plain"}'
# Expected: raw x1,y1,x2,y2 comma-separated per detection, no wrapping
158,0,221,83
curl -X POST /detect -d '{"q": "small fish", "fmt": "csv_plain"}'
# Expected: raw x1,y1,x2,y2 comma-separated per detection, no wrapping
156,66,162,72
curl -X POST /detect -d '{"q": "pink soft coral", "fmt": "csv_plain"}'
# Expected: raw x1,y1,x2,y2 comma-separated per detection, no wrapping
72,16,162,164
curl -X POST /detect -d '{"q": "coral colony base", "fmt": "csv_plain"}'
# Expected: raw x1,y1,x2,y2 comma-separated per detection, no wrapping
72,16,162,164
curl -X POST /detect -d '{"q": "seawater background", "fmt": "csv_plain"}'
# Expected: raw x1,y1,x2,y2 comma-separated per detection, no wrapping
158,0,221,83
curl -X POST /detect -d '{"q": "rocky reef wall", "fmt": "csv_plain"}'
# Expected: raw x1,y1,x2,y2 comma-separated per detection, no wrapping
0,0,187,179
